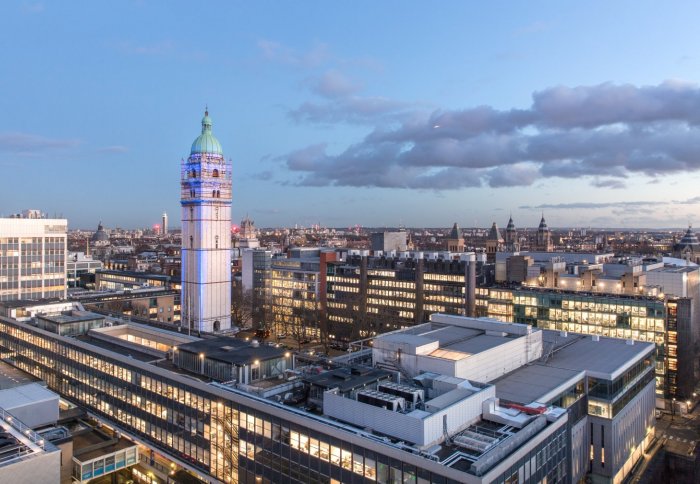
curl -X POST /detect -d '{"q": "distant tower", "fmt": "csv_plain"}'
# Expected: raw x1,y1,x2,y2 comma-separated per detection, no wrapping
504,215,519,252
161,212,168,235
447,223,465,252
536,214,553,252
673,224,700,263
180,109,232,333
239,215,260,249
485,222,504,262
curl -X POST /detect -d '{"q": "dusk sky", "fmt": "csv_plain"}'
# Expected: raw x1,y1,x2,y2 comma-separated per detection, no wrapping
4,1,700,229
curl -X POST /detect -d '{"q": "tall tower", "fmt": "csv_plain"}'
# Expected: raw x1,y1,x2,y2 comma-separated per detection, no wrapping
161,212,168,235
504,215,519,251
180,109,232,332
536,214,553,252
485,222,504,262
446,222,465,252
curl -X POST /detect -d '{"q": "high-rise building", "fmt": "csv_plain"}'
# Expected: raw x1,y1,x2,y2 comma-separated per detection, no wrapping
325,251,483,343
162,211,168,235
180,110,232,333
0,213,67,301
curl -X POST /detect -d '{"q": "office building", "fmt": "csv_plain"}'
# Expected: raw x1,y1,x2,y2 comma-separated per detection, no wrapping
66,251,103,288
180,109,232,332
241,248,272,325
0,214,67,301
162,212,169,235
325,250,482,344
0,309,655,483
269,248,337,340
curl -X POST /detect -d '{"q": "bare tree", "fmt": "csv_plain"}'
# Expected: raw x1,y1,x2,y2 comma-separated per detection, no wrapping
231,285,254,329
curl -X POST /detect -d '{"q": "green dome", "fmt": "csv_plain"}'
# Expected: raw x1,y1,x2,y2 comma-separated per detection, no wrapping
190,110,223,155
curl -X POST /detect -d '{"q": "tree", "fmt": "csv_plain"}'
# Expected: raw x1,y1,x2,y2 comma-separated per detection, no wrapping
231,284,254,329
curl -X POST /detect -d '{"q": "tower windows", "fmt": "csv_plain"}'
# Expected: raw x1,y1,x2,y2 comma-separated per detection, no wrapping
216,190,220,198
190,169,196,178
212,190,216,198
189,235,193,248
212,168,219,178
215,235,219,249
190,207,194,219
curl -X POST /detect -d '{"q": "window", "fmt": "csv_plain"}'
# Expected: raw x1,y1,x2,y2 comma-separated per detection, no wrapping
212,169,219,177
189,236,193,248
215,236,219,249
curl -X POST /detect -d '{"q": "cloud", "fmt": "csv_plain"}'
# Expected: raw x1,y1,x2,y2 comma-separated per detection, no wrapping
251,170,274,181
521,196,700,211
97,145,128,154
0,132,79,153
278,80,700,189
289,96,413,125
307,70,362,99
257,39,330,67
591,178,626,189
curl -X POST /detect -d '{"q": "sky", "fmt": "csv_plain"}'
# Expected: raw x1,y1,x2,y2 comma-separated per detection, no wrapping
3,1,700,230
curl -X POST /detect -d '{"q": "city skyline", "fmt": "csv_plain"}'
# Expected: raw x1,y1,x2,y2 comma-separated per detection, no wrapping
4,1,700,229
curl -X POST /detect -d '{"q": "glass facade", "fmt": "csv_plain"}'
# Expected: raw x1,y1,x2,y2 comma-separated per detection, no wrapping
477,287,676,399
0,235,66,300
326,259,467,343
0,317,482,484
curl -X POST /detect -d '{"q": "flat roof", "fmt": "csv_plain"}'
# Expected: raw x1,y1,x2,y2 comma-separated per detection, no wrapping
73,430,136,462
177,337,286,365
541,331,655,380
0,382,58,410
37,310,104,324
0,360,40,389
495,364,584,405
76,335,158,362
304,367,391,393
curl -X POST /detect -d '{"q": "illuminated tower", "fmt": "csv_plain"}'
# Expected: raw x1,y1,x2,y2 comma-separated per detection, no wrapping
161,212,168,235
181,109,232,332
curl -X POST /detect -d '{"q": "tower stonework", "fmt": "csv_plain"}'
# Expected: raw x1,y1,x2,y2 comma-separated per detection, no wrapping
181,110,232,332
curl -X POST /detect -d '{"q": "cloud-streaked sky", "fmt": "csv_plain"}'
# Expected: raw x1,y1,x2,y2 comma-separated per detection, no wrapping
3,1,700,229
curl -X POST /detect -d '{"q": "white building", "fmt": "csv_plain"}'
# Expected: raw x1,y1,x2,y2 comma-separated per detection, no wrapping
0,215,67,301
180,110,232,332
162,212,168,235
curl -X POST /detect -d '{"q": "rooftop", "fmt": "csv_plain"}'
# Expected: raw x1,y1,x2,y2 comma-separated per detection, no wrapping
495,364,584,405
0,361,40,390
541,331,655,380
176,337,286,365
36,310,104,324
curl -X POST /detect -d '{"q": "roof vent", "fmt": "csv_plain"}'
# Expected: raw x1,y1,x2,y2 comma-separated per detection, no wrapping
560,331,568,338
592,334,600,342
626,339,634,345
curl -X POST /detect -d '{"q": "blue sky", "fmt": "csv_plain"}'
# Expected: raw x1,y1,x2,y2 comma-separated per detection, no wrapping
3,1,700,229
